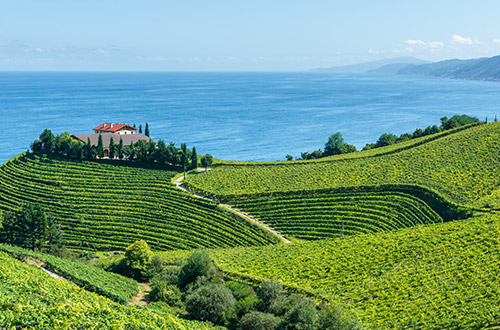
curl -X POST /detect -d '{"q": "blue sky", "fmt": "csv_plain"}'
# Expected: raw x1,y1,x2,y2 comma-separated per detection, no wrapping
1,0,500,71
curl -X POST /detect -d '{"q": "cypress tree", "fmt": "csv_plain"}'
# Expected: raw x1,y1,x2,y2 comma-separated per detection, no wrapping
191,146,198,169
97,134,104,158
145,123,150,137
109,136,116,159
118,137,124,159
139,125,142,134
181,143,189,177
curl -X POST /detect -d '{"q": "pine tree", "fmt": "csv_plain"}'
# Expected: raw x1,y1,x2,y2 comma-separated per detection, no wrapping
145,123,150,137
118,137,124,159
109,136,116,159
191,146,198,169
97,134,104,158
139,125,142,134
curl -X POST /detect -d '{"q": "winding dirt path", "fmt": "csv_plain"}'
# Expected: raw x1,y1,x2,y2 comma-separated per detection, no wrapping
173,169,291,244
129,283,151,306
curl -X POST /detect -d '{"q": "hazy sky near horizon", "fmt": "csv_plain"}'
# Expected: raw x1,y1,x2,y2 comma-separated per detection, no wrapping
2,0,500,71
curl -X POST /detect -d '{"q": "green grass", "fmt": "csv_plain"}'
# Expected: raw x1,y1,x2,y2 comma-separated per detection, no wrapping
0,153,278,251
0,251,224,329
208,213,500,329
185,121,500,208
0,244,138,304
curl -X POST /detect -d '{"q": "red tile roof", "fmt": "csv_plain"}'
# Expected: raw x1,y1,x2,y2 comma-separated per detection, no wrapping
93,123,137,132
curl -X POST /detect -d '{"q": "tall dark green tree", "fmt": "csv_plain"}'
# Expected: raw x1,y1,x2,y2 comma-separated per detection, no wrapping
139,124,143,134
147,139,156,163
118,137,124,159
109,136,116,159
97,134,104,158
181,143,189,177
84,137,96,160
191,146,198,169
1,204,62,251
124,141,136,160
156,140,167,164
145,123,150,137
39,129,56,154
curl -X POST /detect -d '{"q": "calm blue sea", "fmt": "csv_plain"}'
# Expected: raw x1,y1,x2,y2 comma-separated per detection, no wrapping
1,72,499,164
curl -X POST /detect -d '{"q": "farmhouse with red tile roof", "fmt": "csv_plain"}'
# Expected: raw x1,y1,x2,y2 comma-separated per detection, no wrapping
72,123,153,158
93,123,137,135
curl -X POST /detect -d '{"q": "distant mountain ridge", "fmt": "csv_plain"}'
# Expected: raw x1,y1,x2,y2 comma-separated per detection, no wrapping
312,55,500,81
398,55,500,81
312,57,428,73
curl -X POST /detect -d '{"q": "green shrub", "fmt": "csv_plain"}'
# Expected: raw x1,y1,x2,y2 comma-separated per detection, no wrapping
185,283,236,325
178,250,218,290
318,304,363,330
149,282,183,308
280,300,318,330
125,240,152,273
151,266,181,286
257,280,283,312
238,311,281,330
268,294,300,317
226,281,259,317
142,255,167,281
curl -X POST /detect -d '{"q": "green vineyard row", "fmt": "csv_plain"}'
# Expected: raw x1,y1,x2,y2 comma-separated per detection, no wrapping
0,251,223,329
185,121,500,208
0,153,278,252
210,214,500,329
0,244,138,304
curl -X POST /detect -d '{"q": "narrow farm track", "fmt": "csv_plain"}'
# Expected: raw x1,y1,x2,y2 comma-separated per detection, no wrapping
130,283,151,306
174,170,291,244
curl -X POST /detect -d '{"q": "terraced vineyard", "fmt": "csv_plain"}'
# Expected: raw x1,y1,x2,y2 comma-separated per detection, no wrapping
210,214,500,329
0,244,138,304
226,187,445,240
0,153,278,251
185,121,500,208
0,251,224,329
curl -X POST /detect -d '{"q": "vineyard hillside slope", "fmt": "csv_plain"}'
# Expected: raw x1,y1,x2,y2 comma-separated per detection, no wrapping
0,153,278,251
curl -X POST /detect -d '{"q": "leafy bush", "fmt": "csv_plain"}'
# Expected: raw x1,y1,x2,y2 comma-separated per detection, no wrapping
257,280,284,312
185,283,236,325
179,250,218,290
152,266,181,286
125,240,152,270
149,281,183,307
142,254,167,281
226,281,259,317
238,311,281,330
318,305,363,330
279,300,318,330
268,294,300,317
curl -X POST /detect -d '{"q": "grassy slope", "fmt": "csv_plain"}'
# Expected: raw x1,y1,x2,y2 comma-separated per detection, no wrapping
208,213,500,329
0,154,278,251
0,251,224,330
0,244,138,304
185,121,500,208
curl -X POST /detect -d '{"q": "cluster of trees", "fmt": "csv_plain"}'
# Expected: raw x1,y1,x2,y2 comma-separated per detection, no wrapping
0,204,63,253
362,115,482,151
288,132,357,161
289,114,482,160
31,129,214,171
103,244,361,330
